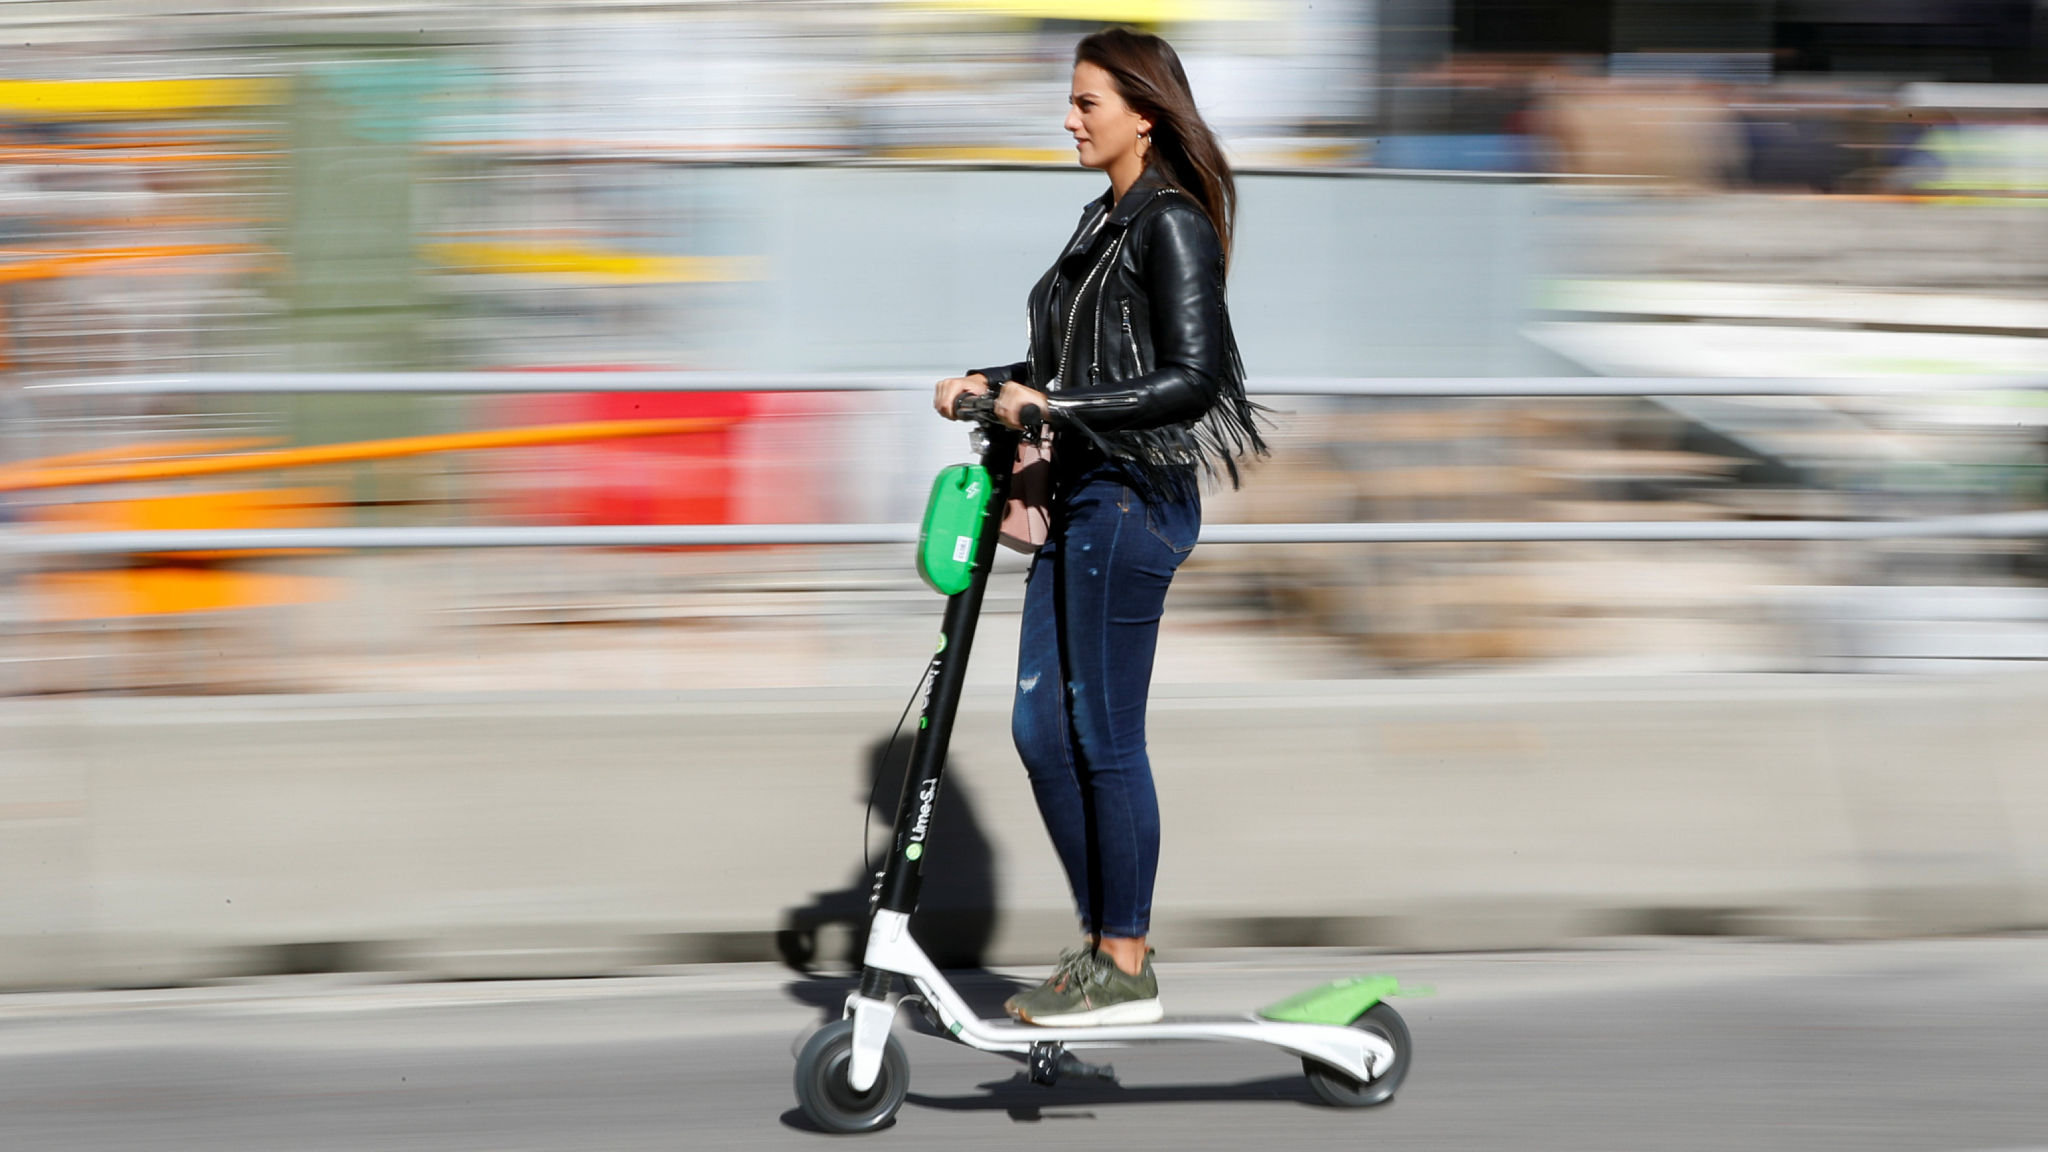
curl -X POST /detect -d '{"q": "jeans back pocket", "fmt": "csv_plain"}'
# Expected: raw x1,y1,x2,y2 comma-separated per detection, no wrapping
1141,490,1201,555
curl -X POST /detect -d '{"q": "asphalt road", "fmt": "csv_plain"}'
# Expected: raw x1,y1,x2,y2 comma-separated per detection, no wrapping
1,937,2044,1151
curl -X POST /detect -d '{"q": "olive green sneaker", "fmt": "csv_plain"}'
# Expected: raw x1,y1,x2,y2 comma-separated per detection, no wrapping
1004,947,1163,1027
1002,945,1093,1020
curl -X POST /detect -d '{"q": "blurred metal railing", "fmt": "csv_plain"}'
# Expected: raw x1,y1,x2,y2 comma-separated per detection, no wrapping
10,370,2048,553
17,512,2048,555
22,371,2048,398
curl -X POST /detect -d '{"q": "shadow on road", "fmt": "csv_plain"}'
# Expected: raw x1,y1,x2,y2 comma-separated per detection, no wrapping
778,1074,1319,1133
778,729,1023,1029
918,1071,1320,1121
917,1071,1319,1113
775,732,1000,975
777,1108,847,1134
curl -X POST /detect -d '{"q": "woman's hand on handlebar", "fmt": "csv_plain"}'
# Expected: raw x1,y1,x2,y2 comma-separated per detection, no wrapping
933,374,989,420
995,385,1049,432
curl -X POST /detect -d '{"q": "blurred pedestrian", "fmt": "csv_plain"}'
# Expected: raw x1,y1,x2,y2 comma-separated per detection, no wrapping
932,26,1265,1027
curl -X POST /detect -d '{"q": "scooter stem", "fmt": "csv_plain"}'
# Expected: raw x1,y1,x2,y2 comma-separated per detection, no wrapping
862,423,1018,1000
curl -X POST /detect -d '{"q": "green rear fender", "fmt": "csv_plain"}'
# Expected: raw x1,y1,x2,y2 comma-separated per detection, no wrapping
1258,975,1409,1026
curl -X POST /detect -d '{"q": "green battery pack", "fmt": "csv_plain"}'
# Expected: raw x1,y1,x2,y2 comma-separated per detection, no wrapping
917,463,992,596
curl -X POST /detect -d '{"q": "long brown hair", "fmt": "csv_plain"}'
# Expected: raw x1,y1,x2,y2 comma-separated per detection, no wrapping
1075,27,1236,266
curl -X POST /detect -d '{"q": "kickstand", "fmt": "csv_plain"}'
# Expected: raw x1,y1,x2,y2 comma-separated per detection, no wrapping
1027,1041,1118,1087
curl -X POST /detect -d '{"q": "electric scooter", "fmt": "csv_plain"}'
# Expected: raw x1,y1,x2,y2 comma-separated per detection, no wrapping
792,393,1414,1134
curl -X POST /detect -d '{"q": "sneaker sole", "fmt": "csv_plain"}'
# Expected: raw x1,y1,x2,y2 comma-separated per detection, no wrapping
1019,997,1165,1027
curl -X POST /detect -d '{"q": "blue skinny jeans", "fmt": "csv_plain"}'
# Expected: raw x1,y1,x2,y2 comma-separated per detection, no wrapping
1012,465,1200,940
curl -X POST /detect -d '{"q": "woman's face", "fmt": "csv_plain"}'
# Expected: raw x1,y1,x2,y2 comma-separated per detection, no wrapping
1066,61,1151,173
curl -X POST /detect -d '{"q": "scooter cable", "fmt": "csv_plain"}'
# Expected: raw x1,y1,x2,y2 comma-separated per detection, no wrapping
864,663,936,881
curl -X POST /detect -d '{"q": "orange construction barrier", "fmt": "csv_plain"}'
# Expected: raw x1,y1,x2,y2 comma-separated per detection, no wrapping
30,487,337,621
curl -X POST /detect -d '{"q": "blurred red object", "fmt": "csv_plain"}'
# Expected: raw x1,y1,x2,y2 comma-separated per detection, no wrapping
491,370,833,527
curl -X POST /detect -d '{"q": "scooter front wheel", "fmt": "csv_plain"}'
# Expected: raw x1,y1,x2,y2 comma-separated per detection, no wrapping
793,1019,910,1133
1303,1001,1411,1108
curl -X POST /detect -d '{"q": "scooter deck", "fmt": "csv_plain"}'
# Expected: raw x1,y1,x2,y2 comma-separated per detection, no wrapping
921,1001,1391,1068
966,1012,1253,1033
968,1013,1270,1042
905,1001,1280,1036
867,911,1390,1071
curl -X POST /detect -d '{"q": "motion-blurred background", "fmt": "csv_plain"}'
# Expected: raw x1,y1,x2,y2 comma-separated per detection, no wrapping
1,0,2046,989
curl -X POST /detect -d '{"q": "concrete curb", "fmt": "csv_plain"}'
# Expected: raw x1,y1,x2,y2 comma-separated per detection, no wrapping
4,674,2046,989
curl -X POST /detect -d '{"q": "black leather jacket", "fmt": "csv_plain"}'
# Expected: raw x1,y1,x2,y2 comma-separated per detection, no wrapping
971,167,1266,500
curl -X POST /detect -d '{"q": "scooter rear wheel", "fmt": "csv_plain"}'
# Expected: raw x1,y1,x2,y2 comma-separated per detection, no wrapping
1303,1001,1411,1108
793,1019,910,1133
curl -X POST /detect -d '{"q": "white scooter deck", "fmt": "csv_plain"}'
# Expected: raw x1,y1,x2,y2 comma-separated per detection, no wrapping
844,910,1396,1092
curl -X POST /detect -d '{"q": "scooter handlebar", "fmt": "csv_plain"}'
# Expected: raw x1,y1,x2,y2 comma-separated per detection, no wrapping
951,391,996,422
951,391,1044,431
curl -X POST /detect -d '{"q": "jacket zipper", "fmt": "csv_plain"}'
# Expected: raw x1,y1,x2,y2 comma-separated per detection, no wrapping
1025,307,1037,392
1055,230,1123,391
1120,299,1143,376
1046,186,1172,389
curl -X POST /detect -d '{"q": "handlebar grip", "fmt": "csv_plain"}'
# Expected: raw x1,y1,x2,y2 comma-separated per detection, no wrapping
1018,403,1044,431
952,392,995,421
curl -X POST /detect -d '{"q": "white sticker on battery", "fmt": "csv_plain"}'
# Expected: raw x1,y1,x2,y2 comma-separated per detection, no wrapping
952,536,973,563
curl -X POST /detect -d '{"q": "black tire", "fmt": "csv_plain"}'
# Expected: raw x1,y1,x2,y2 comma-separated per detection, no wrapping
793,1019,910,1134
1302,1001,1411,1108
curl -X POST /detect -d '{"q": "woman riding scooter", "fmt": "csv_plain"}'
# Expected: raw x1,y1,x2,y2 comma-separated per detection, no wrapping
932,26,1266,1027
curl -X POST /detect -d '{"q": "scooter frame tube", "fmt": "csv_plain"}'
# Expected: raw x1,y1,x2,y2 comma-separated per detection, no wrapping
844,410,1015,1092
864,416,1018,981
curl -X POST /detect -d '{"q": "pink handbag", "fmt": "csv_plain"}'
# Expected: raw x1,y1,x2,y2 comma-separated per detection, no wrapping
999,435,1052,554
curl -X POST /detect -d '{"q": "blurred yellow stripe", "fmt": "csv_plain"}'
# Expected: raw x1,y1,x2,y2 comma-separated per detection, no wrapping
424,242,759,285
904,0,1266,20
0,78,279,119
881,146,1075,163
